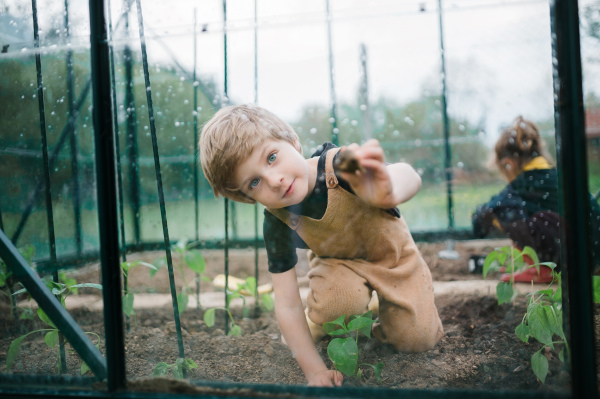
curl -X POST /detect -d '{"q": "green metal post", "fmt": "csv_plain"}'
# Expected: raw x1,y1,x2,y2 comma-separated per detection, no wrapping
64,0,83,256
89,0,127,389
550,0,598,398
437,0,454,230
325,0,338,146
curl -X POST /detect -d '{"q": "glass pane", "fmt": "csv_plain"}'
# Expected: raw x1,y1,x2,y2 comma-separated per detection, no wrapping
2,0,588,396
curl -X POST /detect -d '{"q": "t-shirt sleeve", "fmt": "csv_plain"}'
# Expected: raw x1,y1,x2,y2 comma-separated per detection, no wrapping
263,210,307,273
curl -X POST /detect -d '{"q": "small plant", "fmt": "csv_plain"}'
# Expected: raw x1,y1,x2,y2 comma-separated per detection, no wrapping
152,240,209,313
483,245,552,305
7,279,103,375
484,245,600,384
203,276,275,337
152,357,198,379
514,265,565,384
0,244,36,321
322,311,383,383
120,260,157,318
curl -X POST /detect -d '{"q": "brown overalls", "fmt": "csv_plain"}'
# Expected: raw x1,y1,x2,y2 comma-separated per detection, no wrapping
267,148,443,353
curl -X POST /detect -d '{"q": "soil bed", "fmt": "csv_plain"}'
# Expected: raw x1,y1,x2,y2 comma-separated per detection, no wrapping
0,240,581,394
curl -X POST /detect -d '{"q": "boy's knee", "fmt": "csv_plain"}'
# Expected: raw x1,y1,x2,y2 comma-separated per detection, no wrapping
306,281,371,325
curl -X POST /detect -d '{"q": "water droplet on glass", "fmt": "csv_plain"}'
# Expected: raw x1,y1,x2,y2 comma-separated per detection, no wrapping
360,104,367,111
351,120,358,126
310,128,317,134
328,117,335,124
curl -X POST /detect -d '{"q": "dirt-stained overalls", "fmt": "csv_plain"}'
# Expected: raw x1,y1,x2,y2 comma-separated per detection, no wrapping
267,148,443,352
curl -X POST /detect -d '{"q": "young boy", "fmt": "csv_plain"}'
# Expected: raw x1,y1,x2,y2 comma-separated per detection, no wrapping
199,104,443,387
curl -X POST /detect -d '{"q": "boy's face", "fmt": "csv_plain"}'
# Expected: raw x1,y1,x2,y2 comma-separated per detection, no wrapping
233,139,311,209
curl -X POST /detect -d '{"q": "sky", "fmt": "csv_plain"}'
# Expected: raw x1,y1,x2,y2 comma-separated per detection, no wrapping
1,0,599,147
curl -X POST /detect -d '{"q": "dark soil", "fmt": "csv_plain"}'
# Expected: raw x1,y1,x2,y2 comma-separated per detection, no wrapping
0,240,583,394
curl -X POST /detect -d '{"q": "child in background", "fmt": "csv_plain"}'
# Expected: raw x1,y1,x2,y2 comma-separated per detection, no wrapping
200,104,443,387
472,116,600,282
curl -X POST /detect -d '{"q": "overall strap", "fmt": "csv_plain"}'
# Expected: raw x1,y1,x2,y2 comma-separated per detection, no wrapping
325,147,341,189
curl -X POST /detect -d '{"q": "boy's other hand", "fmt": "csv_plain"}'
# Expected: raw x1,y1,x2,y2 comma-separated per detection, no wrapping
338,139,398,208
308,369,343,387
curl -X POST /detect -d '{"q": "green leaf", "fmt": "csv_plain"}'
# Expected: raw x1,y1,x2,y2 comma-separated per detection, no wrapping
204,308,216,327
182,358,198,370
245,277,257,296
122,292,135,317
544,305,563,339
45,330,58,348
185,250,206,274
81,361,91,375
593,276,600,304
528,304,555,348
553,283,562,304
152,362,169,377
515,323,530,342
71,283,103,290
172,364,183,379
369,362,383,384
228,324,242,336
20,308,34,320
347,316,375,338
521,246,540,265
483,251,499,279
151,258,166,277
558,347,565,363
260,293,274,311
531,349,549,384
37,309,56,328
327,337,358,376
323,315,347,335
6,335,27,371
496,282,515,305
177,291,189,314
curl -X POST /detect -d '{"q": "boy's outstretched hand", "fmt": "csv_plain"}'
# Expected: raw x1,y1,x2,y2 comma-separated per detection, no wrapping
337,139,421,208
308,369,343,387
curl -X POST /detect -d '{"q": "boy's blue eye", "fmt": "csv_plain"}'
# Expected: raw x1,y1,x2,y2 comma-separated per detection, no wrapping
268,153,276,164
249,178,260,189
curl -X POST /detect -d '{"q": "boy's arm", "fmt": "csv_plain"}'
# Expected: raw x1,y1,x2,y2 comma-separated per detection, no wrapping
338,139,421,208
271,268,343,387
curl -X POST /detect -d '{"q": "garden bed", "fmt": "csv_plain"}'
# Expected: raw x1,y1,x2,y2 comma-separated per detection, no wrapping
0,239,582,393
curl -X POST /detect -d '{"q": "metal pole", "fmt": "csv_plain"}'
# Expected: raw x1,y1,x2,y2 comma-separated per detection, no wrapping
64,0,83,256
359,43,371,140
223,0,230,335
437,0,454,230
550,0,597,397
325,0,338,146
193,8,201,310
124,40,141,246
135,0,186,364
253,0,260,316
89,0,126,389
107,0,130,332
32,0,66,373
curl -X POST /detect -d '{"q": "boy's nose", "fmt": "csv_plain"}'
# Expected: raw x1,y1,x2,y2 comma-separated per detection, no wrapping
266,174,283,189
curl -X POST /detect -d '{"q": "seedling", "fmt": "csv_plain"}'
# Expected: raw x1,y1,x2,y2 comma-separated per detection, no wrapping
0,244,35,321
152,357,198,379
484,245,600,384
322,311,383,383
482,245,550,305
203,276,274,336
152,240,210,312
7,280,102,375
120,260,158,317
